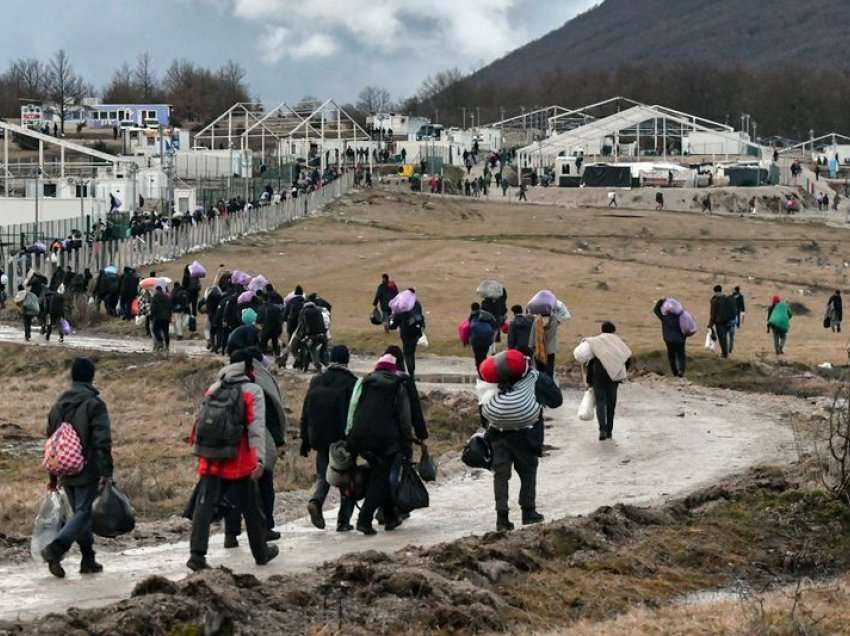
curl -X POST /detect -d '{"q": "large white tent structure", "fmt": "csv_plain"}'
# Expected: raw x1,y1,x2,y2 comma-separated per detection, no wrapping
517,97,762,171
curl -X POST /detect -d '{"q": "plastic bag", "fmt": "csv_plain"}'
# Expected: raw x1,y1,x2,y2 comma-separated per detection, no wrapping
462,432,493,470
573,340,594,365
370,307,383,326
418,333,429,348
679,310,697,337
527,290,557,315
389,289,416,315
417,444,437,482
661,298,683,316
458,319,471,345
392,460,429,513
92,480,136,538
476,279,504,300
30,490,71,560
247,274,268,293
704,329,716,352
578,388,596,421
238,290,255,305
188,260,207,278
59,319,72,336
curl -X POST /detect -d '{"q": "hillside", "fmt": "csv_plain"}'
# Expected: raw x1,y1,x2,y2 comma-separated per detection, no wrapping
471,0,850,86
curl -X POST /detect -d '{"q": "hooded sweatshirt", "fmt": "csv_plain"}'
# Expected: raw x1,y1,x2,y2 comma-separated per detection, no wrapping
195,362,266,480
46,382,113,487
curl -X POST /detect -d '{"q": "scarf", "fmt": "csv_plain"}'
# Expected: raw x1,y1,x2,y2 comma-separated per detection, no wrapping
533,315,547,365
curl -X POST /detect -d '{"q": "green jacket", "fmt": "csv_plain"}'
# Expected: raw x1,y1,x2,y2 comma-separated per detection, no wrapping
46,382,113,487
767,302,792,333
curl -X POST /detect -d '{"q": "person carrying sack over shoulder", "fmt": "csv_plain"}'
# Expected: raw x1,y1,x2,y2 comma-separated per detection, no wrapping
41,358,114,578
187,349,279,571
574,322,632,442
478,350,562,532
767,295,792,356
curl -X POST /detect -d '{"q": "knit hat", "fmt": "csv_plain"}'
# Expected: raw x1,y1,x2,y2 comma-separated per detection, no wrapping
375,353,397,372
330,345,350,365
71,357,96,383
242,307,258,325
771,295,781,305
479,349,528,384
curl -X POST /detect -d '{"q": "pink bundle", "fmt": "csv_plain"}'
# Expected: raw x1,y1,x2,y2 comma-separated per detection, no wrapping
231,270,250,286
188,261,207,278
238,290,255,305
527,290,557,316
389,289,416,314
247,275,268,293
661,298,683,316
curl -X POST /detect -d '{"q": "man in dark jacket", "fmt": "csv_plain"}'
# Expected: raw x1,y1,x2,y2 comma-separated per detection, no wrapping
42,358,113,578
654,299,686,377
284,285,305,342
372,274,398,331
259,293,285,359
468,302,498,372
346,354,414,535
827,290,843,333
708,285,737,358
171,282,190,340
202,285,223,351
389,291,425,380
732,286,746,328
118,267,140,320
150,286,172,352
181,265,202,316
300,345,358,531
44,290,66,343
507,305,535,357
481,288,508,342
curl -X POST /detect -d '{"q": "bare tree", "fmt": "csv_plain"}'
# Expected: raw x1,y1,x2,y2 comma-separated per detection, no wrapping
356,85,392,114
104,63,141,104
8,58,48,98
417,68,464,102
46,49,85,134
134,52,159,102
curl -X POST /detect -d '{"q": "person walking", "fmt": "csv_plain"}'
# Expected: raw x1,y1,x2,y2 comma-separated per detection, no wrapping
346,354,414,535
708,285,737,358
44,289,66,343
532,313,560,378
389,290,425,380
150,285,172,352
227,308,261,357
19,284,40,341
653,299,687,377
827,290,843,333
171,282,190,340
41,358,113,578
187,350,279,571
372,274,398,332
258,292,285,359
518,182,528,202
299,345,358,532
732,286,746,328
767,295,792,355
507,305,535,357
181,265,202,317
574,322,632,441
479,350,562,531
655,191,664,210
468,302,498,372
501,178,509,197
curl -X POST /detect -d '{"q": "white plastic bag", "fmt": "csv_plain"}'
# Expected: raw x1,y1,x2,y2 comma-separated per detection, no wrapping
418,333,429,348
703,329,716,352
578,388,596,421
573,340,594,364
30,490,71,561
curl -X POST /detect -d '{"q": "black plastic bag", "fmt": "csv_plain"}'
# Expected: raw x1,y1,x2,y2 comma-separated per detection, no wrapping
369,307,383,326
92,480,136,538
392,460,429,514
462,432,493,470
417,444,437,482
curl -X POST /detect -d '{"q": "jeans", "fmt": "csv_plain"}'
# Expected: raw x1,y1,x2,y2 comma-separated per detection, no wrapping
54,482,99,558
491,431,539,513
714,324,731,358
665,340,686,377
358,454,397,528
190,475,269,563
402,337,418,380
23,315,33,340
311,449,356,526
226,470,276,533
592,377,620,436
772,329,787,354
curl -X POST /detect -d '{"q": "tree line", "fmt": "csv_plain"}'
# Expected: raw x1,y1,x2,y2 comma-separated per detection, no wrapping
0,50,251,131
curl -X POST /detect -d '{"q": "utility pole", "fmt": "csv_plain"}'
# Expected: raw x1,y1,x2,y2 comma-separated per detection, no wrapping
461,107,466,129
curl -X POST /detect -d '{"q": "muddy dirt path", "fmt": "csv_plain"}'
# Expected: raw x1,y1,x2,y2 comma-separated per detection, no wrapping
0,326,795,621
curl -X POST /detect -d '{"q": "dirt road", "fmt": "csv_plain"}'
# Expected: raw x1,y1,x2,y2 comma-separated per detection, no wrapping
0,328,795,620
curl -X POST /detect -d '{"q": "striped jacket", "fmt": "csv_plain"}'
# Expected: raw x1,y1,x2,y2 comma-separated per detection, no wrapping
481,370,542,432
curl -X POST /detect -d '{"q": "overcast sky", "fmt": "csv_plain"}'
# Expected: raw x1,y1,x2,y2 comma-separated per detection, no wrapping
1,0,598,105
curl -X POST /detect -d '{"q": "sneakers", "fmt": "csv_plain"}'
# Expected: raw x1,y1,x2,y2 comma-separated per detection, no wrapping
496,511,514,532
186,554,209,571
307,500,326,530
356,523,377,536
256,543,279,566
40,544,65,578
522,509,545,525
223,534,239,549
265,530,281,541
80,553,103,574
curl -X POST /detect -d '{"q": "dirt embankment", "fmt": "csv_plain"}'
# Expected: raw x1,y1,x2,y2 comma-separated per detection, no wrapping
3,466,848,635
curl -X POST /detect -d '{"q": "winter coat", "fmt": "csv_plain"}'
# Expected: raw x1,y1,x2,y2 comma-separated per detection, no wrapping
171,288,190,313
827,294,843,323
47,291,64,319
732,291,746,314
150,291,172,321
119,269,140,300
196,362,266,480
253,364,287,470
709,293,737,327
391,301,425,342
401,374,428,441
226,324,260,356
46,382,113,487
300,364,358,452
507,315,535,355
481,293,508,323
260,302,284,332
285,294,305,335
203,286,222,323
469,309,498,348
543,316,559,354
346,370,413,457
654,299,684,344
373,281,398,311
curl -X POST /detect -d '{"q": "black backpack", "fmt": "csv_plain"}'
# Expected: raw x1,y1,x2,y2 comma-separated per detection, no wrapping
193,380,246,459
301,304,325,335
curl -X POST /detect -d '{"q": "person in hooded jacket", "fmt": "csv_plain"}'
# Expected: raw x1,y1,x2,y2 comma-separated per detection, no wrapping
468,302,498,372
227,308,261,357
187,350,278,571
346,354,414,535
282,286,305,367
653,299,686,377
181,265,202,317
223,348,287,546
300,345,358,532
44,289,66,343
258,291,285,359
480,350,562,531
41,358,113,578
481,288,508,343
218,282,245,356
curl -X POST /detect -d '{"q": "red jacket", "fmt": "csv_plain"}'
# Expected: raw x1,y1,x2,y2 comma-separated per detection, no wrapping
193,364,266,480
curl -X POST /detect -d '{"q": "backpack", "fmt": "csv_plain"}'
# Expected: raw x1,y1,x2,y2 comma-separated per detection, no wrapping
192,380,246,459
508,315,534,352
23,293,40,315
301,304,325,335
43,422,85,476
481,371,541,431
470,314,496,347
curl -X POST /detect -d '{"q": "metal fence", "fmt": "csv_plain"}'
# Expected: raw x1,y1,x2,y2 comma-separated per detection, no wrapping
3,172,353,291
